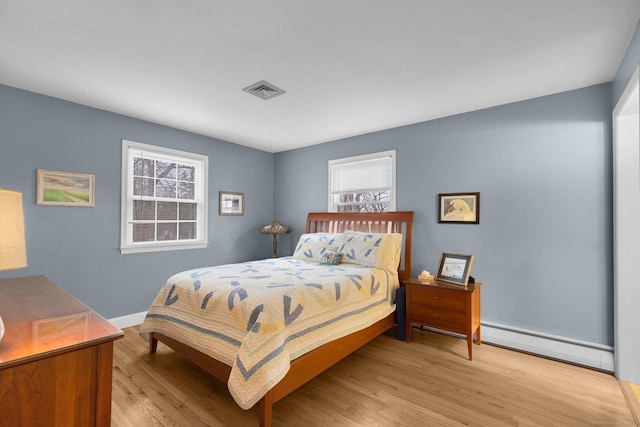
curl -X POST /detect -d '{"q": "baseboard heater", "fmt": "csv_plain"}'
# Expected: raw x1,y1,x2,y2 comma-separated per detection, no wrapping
116,312,615,373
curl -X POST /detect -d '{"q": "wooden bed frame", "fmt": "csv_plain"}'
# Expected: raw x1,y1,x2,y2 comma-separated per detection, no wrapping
149,211,414,426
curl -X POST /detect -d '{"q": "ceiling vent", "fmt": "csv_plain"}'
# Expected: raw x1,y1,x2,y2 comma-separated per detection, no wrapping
243,80,286,100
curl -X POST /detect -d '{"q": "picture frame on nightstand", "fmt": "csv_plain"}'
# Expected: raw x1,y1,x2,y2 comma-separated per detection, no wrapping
436,252,474,286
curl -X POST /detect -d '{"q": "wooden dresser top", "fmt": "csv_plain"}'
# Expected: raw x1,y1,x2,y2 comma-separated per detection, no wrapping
0,275,123,369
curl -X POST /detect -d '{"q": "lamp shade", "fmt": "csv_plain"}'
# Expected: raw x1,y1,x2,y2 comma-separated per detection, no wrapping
0,189,27,270
259,221,291,235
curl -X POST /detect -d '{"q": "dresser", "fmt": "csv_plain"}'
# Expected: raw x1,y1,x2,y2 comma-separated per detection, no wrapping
0,275,123,426
404,278,482,360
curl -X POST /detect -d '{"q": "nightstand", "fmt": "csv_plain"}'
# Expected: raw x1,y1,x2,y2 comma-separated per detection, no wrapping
404,277,482,360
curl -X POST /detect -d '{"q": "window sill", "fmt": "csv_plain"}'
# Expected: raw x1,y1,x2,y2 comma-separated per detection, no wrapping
120,241,209,254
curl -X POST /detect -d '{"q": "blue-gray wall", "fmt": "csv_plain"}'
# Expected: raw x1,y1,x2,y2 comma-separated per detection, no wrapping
5,17,640,348
274,83,613,346
0,84,275,318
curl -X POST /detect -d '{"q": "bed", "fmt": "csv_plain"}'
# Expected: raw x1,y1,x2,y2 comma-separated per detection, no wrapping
139,211,413,426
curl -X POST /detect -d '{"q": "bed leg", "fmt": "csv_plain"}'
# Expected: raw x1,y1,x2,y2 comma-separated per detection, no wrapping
258,392,273,427
149,334,158,354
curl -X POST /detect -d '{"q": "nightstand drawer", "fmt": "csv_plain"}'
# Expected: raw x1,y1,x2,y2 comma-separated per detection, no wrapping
409,288,466,312
409,305,467,331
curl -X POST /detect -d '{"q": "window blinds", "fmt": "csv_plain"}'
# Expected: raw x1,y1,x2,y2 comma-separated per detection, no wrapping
330,154,393,194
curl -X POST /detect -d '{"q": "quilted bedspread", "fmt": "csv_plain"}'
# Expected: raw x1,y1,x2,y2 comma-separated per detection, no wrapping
139,257,398,409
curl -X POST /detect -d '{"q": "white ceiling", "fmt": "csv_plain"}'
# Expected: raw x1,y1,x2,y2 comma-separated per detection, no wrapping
1,1,639,153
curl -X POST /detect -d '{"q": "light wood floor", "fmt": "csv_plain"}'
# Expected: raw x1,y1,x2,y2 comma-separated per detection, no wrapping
112,326,636,426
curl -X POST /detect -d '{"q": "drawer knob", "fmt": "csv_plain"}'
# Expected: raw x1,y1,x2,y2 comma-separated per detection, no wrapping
433,296,439,300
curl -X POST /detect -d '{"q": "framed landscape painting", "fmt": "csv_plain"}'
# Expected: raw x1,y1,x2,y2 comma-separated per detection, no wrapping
36,169,95,207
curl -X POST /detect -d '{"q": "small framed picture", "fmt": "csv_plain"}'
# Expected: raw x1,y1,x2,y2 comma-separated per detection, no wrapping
36,169,95,207
436,252,474,286
438,192,479,224
219,191,244,215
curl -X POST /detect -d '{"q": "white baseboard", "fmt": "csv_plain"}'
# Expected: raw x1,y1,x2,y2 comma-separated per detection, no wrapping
109,311,147,330
481,321,614,373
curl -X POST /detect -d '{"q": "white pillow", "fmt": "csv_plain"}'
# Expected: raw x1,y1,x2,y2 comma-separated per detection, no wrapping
338,231,402,272
292,233,341,262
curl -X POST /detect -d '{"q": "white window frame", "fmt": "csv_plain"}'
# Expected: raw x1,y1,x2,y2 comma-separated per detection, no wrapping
120,139,209,254
328,150,396,212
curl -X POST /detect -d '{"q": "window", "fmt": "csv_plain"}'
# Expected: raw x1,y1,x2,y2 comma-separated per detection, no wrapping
328,150,396,212
120,140,208,254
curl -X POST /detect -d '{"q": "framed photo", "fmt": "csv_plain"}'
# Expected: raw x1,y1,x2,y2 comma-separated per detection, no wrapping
36,169,95,207
438,192,479,224
436,252,474,286
219,191,244,215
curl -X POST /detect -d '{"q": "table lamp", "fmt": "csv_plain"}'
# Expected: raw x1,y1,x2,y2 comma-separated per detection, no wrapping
259,221,291,258
0,189,28,342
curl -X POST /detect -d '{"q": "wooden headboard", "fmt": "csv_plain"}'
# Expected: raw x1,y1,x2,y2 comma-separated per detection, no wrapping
305,211,414,282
